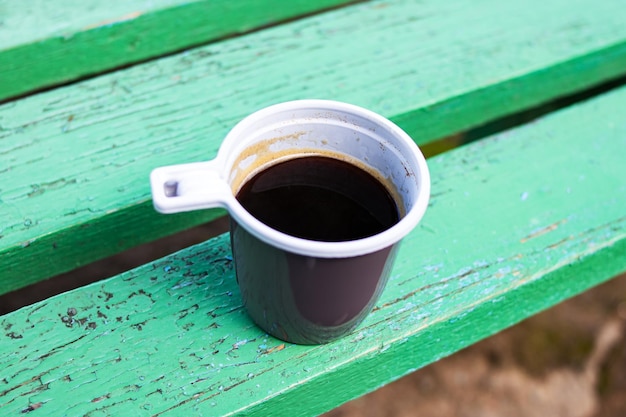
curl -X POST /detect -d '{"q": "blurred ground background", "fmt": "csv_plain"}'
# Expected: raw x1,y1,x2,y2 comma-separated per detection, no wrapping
1,220,625,417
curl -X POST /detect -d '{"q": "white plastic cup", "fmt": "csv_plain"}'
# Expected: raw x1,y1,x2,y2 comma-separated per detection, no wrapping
151,100,430,344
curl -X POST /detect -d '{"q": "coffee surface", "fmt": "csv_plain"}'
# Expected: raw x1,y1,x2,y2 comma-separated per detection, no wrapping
236,156,399,241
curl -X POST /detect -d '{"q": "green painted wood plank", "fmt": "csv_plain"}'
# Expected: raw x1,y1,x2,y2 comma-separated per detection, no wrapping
1,81,625,416
2,0,626,294
0,0,360,101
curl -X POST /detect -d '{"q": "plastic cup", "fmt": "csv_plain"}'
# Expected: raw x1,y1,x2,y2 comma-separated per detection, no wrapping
150,100,430,344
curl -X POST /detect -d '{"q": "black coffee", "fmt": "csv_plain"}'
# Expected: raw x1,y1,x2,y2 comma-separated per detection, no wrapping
236,156,400,241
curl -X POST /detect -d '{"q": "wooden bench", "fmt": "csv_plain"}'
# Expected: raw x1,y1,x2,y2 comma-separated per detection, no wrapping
1,0,625,415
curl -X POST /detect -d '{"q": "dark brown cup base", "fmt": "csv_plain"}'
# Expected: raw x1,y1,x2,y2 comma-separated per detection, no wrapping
230,219,398,345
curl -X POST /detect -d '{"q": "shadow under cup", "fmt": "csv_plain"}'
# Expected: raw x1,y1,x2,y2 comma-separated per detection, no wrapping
150,100,430,345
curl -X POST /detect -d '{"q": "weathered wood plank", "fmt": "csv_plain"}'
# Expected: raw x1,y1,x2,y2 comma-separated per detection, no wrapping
2,0,626,293
0,0,359,101
1,80,625,417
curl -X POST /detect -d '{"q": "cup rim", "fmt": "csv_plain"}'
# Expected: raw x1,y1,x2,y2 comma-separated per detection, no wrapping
222,99,430,258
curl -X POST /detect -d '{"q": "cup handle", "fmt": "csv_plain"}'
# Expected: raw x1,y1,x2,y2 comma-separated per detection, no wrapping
150,160,233,214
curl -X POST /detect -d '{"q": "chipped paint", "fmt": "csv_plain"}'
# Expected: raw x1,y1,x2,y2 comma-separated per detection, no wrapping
521,220,568,243
83,11,143,30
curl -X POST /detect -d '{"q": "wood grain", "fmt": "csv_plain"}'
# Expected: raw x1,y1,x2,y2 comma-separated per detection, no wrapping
1,80,625,417
0,0,360,101
2,0,626,292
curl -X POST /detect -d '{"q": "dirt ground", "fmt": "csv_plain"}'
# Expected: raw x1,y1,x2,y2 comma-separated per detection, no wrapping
2,221,625,417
